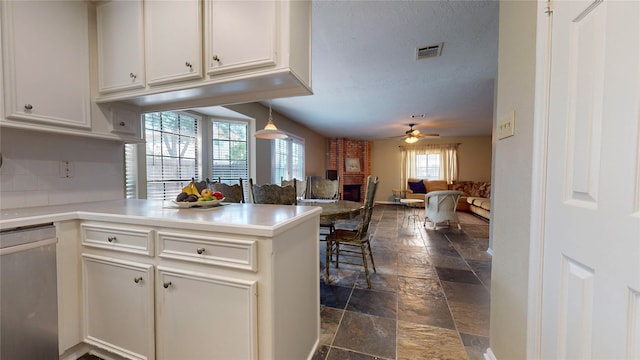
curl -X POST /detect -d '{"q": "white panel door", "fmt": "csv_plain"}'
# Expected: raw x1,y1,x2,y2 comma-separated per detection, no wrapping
205,0,277,75
541,0,640,358
156,267,257,360
145,0,202,86
96,0,145,93
82,255,155,360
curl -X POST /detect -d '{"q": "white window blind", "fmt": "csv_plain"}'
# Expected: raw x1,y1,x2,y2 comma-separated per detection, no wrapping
272,136,305,183
144,112,200,200
211,119,248,185
124,144,137,199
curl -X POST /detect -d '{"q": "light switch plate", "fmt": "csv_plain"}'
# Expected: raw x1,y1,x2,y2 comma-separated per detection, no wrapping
498,111,515,139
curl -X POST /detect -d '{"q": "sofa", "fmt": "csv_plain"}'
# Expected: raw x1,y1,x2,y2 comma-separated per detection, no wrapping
406,178,491,220
450,181,491,220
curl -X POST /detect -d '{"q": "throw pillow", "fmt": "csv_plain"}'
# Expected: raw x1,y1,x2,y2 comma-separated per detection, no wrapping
408,180,427,194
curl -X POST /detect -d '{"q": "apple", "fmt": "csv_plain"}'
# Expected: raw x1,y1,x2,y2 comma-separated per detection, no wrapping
212,191,224,200
201,189,213,198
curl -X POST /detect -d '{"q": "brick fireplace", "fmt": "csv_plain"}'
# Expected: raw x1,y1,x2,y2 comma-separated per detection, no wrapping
327,138,372,202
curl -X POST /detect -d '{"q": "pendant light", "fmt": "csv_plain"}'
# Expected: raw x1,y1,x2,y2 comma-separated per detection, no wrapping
254,102,288,139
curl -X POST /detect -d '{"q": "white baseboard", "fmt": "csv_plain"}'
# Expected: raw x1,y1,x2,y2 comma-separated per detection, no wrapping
484,347,497,360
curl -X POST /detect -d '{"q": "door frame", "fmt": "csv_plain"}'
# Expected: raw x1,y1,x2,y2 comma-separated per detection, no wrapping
526,0,553,358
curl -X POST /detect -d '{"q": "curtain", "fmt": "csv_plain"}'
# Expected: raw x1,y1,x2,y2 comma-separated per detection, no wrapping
400,143,459,188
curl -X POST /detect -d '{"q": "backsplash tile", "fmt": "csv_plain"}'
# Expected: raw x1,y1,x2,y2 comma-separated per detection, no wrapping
0,128,125,210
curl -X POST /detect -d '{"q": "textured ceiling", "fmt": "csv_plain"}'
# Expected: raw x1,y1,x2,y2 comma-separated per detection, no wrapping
197,1,499,140
270,0,499,140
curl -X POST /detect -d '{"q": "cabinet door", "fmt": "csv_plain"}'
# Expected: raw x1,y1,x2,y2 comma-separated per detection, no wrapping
156,267,257,360
145,0,202,86
1,1,91,128
205,0,277,76
96,0,145,93
82,255,154,360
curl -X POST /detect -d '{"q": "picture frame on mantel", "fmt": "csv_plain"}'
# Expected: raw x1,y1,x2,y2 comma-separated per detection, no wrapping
345,158,360,172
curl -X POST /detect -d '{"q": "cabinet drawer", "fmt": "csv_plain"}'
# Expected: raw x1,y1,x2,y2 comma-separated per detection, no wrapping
158,231,257,271
81,223,154,256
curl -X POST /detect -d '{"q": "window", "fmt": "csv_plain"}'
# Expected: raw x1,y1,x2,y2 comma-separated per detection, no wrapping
272,136,305,183
211,119,248,184
415,153,441,180
144,111,200,200
125,110,255,200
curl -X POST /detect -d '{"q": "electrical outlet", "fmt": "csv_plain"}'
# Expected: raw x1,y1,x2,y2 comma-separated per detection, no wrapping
59,160,73,178
498,111,515,139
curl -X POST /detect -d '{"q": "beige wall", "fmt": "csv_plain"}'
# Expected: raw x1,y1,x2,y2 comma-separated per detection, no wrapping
372,136,492,203
490,1,539,358
225,103,327,184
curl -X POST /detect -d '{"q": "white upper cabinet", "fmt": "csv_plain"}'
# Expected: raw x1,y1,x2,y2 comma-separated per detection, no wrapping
205,0,277,76
96,0,145,93
1,1,91,128
145,0,202,86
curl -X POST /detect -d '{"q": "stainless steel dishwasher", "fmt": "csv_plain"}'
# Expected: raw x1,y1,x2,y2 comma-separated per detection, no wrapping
1,223,59,360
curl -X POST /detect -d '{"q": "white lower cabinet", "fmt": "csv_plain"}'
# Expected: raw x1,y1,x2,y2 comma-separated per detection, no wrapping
156,267,257,360
82,254,154,360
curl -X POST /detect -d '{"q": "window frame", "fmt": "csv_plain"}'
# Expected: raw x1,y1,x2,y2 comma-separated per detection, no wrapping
126,110,257,200
271,134,305,183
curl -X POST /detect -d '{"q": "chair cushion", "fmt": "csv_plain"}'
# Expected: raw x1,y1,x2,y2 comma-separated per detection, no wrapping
408,180,427,194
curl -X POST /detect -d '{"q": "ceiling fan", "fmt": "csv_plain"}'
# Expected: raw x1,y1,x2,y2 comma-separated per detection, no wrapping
392,123,440,143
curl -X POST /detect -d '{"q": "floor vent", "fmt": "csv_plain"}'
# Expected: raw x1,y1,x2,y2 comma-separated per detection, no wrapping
416,42,443,60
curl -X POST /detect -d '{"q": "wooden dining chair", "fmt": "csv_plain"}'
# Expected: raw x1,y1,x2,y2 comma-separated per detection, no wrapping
210,178,245,203
325,175,379,288
248,178,297,205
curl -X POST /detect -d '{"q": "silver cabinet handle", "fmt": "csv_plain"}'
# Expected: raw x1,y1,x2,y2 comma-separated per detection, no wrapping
134,277,143,284
196,247,205,255
129,72,137,79
212,55,221,63
107,236,116,242
163,281,172,289
24,104,33,110
185,61,193,70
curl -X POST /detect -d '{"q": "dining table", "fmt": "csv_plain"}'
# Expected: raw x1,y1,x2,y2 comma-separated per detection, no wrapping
297,199,363,223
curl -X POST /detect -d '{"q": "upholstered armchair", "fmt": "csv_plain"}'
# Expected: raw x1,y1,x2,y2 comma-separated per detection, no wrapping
423,190,463,229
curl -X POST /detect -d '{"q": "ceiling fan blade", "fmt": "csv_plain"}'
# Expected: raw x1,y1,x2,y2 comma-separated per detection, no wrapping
416,133,440,137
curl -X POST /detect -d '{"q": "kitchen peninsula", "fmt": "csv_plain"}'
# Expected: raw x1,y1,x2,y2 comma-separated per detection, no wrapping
1,200,322,360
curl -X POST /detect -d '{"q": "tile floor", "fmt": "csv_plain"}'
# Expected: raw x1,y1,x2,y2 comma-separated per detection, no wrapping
314,204,491,360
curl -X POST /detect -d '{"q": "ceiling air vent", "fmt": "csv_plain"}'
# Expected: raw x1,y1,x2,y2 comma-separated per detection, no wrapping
416,42,443,60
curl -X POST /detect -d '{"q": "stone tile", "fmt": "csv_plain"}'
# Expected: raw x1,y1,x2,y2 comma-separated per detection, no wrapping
460,332,490,360
320,306,343,345
326,347,392,360
430,254,471,271
441,281,490,305
448,301,490,337
332,311,396,359
397,321,468,360
320,282,353,309
397,274,442,296
322,267,360,288
312,345,329,360
347,288,397,319
435,267,482,285
354,272,398,292
398,290,456,330
427,244,461,257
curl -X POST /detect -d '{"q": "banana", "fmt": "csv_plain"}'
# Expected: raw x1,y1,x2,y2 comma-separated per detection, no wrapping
181,178,201,197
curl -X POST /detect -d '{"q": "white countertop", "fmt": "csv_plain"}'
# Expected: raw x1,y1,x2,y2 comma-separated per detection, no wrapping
0,200,322,237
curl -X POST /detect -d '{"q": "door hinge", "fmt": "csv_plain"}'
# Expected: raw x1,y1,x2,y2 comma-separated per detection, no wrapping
545,0,553,15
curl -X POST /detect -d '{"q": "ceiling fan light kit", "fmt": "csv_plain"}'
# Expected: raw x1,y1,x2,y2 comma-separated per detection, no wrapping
405,136,419,144
394,122,440,143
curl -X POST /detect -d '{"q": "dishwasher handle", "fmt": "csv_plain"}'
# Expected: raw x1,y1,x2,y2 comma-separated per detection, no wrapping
0,238,58,256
